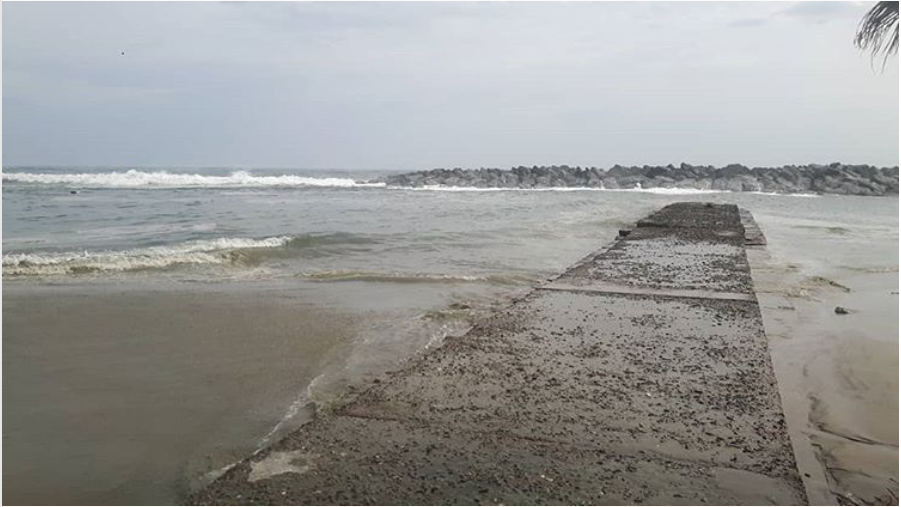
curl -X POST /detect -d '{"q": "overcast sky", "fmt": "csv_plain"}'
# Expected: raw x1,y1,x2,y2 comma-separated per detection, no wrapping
2,2,898,169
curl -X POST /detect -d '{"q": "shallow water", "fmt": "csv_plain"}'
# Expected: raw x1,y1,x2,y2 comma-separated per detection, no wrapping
2,167,897,504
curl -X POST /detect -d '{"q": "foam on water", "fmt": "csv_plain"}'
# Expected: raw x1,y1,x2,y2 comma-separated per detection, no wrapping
610,186,726,195
390,185,610,192
389,184,728,194
2,170,386,189
3,236,292,276
390,184,826,196
750,191,820,198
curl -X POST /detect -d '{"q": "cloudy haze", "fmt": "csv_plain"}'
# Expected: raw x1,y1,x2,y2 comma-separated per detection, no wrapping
2,2,898,169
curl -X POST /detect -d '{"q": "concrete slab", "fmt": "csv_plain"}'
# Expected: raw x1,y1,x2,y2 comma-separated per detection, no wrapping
554,227,753,294
539,281,757,302
342,291,797,477
636,202,745,231
190,203,806,505
195,415,800,506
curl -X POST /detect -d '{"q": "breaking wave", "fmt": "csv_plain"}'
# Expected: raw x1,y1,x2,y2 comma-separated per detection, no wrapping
608,186,726,195
389,185,727,194
1,170,386,189
2,236,292,276
750,191,820,198
389,185,609,192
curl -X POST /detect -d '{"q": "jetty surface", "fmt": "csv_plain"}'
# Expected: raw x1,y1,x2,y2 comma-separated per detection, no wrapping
191,202,806,505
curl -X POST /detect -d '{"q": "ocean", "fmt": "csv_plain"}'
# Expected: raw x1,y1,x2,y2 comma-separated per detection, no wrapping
2,167,898,504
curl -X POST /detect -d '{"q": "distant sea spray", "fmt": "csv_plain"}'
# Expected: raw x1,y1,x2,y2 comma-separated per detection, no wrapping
1,169,386,189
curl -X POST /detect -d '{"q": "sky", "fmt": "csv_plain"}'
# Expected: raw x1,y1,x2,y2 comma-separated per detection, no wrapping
2,1,898,170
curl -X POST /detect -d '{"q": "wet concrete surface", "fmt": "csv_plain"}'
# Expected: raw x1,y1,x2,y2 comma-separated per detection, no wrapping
190,203,806,505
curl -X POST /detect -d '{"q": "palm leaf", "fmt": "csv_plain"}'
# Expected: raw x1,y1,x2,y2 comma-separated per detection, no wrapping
855,1,899,66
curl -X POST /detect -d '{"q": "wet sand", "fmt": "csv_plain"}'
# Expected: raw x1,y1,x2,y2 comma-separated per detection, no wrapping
750,257,899,504
2,288,358,505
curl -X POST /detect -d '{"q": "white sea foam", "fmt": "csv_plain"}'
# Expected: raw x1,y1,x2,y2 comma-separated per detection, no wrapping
390,184,727,194
399,185,822,196
395,185,819,196
749,191,820,198
607,186,726,195
2,236,291,276
390,185,609,192
1,170,386,189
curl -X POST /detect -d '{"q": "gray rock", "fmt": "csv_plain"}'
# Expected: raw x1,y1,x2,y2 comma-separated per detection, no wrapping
376,164,898,196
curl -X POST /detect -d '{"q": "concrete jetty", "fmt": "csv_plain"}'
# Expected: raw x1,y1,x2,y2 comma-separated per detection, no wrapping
191,202,806,505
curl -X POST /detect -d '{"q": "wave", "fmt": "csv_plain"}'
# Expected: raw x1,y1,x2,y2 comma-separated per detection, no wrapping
3,238,537,283
389,185,609,192
1,170,386,189
295,269,533,285
607,186,726,195
750,191,820,198
388,185,727,195
2,236,291,276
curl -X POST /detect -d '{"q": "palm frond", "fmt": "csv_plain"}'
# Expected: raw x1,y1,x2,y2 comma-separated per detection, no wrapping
855,1,899,65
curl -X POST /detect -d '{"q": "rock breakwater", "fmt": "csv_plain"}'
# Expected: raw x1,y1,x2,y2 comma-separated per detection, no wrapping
379,163,899,196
